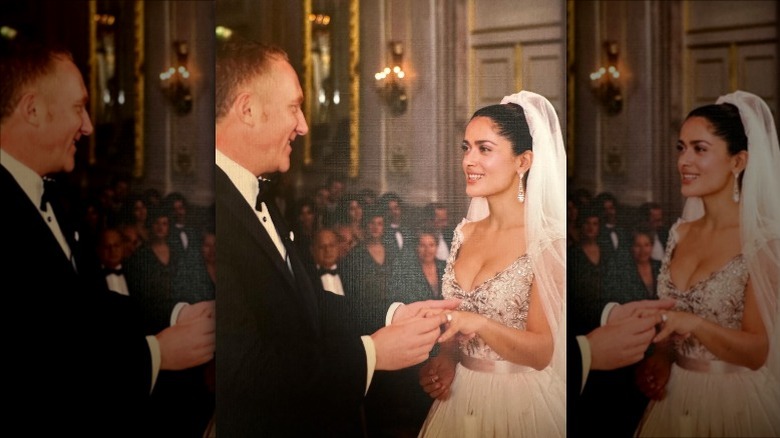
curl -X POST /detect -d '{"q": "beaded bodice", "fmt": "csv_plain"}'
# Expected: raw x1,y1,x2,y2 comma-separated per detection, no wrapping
442,219,533,361
657,221,748,361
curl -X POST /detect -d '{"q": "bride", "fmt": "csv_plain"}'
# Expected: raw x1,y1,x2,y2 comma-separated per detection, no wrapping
635,90,780,436
417,91,566,437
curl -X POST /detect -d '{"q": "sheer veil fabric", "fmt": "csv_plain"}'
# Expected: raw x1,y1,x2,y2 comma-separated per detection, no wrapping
682,90,780,380
466,90,567,382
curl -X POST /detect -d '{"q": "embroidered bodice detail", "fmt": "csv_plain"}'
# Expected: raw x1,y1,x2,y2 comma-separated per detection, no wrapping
442,219,533,361
657,220,747,361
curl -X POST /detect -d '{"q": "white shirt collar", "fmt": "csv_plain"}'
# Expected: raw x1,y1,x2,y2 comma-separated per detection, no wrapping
0,148,44,210
216,148,260,211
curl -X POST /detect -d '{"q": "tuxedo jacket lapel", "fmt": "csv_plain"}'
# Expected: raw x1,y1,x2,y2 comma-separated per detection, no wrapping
263,200,319,327
216,168,319,331
216,168,296,287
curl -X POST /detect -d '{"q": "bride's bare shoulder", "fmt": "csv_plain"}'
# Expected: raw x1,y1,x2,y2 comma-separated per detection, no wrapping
458,217,486,242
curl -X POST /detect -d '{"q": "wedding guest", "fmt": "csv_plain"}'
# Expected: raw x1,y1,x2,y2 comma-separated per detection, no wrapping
380,192,412,252
594,191,630,257
342,205,397,307
333,223,358,260
126,206,178,334
638,201,670,262
120,193,150,243
569,205,611,335
332,193,365,243
310,228,346,296
389,229,446,303
424,202,453,262
98,227,130,296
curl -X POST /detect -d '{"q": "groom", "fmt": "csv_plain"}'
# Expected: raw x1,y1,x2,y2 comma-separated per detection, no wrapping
215,40,457,436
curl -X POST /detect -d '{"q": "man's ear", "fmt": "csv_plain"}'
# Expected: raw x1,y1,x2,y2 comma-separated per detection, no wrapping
19,93,42,126
234,92,255,126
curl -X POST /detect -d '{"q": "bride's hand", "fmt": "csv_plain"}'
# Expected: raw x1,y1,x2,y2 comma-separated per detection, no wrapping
437,310,487,343
419,354,456,400
653,310,701,343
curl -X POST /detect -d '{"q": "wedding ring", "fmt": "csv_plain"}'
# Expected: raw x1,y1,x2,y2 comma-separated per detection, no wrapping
661,313,668,323
446,313,453,323
431,375,438,384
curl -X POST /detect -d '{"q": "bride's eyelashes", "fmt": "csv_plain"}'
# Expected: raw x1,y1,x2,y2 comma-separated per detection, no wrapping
460,142,493,154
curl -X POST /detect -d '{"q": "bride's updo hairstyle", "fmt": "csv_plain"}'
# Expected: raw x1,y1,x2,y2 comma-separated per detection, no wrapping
686,103,748,155
471,103,533,156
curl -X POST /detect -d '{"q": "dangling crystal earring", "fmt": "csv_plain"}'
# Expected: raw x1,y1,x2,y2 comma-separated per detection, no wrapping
517,172,525,203
732,171,741,203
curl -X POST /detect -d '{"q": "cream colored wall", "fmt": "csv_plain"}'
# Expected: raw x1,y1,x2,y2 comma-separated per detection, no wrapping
571,0,777,218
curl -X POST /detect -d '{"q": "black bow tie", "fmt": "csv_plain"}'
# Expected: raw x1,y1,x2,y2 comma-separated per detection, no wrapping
255,176,273,211
103,266,124,276
40,177,57,212
318,267,339,276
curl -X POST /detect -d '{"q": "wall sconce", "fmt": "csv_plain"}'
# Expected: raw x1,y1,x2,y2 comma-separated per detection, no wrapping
374,41,408,116
159,40,193,115
589,41,623,115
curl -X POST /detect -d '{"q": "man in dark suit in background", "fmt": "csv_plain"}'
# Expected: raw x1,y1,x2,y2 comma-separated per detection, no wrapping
639,201,670,262
0,43,215,435
215,40,456,437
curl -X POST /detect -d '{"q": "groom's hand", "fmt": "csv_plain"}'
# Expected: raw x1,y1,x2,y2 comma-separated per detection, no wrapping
392,299,461,324
372,313,448,370
157,315,215,370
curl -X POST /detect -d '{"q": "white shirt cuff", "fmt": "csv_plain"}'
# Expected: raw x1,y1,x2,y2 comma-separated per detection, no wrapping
576,335,591,394
171,302,189,326
146,335,161,393
361,335,376,394
386,302,404,326
601,302,620,326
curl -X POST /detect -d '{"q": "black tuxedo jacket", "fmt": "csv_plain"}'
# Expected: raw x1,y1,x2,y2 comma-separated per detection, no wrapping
1,166,151,435
215,167,370,437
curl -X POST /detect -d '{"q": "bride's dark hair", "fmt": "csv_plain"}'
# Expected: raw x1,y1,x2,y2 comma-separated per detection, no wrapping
686,103,748,156
470,103,532,156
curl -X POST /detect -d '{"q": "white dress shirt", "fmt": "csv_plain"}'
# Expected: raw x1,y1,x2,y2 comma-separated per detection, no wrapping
317,264,345,296
435,232,449,261
104,264,130,296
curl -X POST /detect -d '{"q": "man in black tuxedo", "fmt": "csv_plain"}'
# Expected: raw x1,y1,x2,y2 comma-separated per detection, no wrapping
639,202,670,262
97,227,131,295
0,43,215,435
425,202,454,262
215,41,456,437
310,228,347,296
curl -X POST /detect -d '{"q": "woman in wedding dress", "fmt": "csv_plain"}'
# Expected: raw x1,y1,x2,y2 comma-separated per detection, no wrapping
417,91,566,437
635,91,780,437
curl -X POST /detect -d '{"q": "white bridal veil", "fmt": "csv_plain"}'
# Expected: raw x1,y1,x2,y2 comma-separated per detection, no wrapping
466,91,567,381
682,90,780,378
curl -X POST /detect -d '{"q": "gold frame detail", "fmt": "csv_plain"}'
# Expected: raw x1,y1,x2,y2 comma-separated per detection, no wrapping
133,0,144,178
88,0,145,177
302,0,360,177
